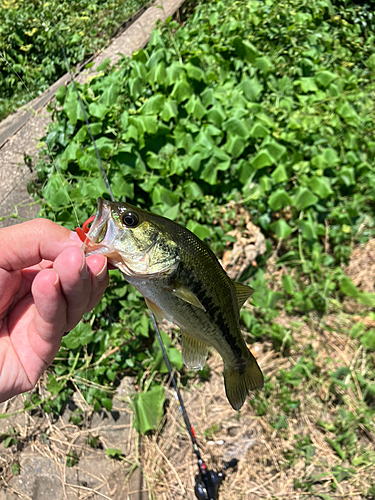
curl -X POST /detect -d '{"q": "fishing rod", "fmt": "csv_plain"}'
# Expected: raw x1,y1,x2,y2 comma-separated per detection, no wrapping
150,311,219,500
48,11,238,499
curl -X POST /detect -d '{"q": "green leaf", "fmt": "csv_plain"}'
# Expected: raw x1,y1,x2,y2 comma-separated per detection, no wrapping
271,164,288,183
251,149,274,170
255,56,273,74
323,147,339,164
186,220,211,240
185,95,206,120
206,105,226,127
46,375,64,395
232,37,259,63
337,101,360,126
106,448,124,458
62,322,92,349
160,99,178,121
140,94,165,115
238,77,263,101
249,122,269,138
224,134,245,158
365,54,375,71
63,87,85,125
56,85,67,104
163,203,180,220
200,88,215,107
338,167,355,186
360,330,375,350
223,117,249,139
99,82,121,106
131,115,158,135
270,219,292,239
149,61,167,86
308,176,333,199
131,385,165,434
101,398,113,411
268,189,292,211
266,141,286,161
297,78,318,93
171,78,193,103
111,173,134,199
326,438,346,460
282,274,295,294
293,187,319,210
340,276,359,298
183,181,203,199
185,63,206,82
314,71,337,88
298,214,317,240
88,102,109,119
152,185,179,206
44,175,71,207
88,136,114,159
96,58,111,72
60,142,80,170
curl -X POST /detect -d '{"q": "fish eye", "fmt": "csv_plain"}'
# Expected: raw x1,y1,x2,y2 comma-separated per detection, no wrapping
122,211,139,228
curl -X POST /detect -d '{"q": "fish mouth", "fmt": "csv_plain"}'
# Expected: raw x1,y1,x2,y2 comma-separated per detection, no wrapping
83,197,118,258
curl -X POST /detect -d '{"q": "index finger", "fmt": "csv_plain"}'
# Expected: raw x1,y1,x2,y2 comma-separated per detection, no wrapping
0,219,81,272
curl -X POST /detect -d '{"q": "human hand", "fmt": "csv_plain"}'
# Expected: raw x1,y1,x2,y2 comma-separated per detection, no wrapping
0,219,109,403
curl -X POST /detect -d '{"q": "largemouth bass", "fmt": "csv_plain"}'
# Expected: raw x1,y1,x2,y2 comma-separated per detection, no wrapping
83,197,264,410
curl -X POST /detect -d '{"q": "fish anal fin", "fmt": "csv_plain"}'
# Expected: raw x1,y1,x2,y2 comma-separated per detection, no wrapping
232,281,253,310
181,332,208,371
224,355,264,410
167,283,206,312
145,298,173,324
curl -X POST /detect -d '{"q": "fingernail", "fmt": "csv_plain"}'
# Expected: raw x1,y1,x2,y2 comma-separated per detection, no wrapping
70,231,81,242
52,271,59,287
95,258,108,282
79,249,90,279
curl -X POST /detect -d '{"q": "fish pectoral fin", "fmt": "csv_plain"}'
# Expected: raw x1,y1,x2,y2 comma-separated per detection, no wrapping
167,283,206,312
232,281,254,310
181,332,208,371
224,354,264,411
145,298,173,324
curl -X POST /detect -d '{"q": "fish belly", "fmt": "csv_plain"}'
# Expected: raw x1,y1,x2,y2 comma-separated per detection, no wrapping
124,275,243,367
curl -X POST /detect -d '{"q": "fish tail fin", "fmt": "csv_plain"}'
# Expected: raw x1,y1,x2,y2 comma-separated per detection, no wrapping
224,356,264,411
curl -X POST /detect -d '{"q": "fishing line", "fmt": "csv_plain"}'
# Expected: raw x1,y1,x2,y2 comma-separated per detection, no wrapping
0,52,33,98
47,15,115,203
149,311,216,500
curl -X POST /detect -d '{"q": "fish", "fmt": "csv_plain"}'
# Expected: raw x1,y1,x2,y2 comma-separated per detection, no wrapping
83,197,264,410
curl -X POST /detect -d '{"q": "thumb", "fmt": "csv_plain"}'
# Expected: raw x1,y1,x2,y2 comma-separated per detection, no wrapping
0,219,80,272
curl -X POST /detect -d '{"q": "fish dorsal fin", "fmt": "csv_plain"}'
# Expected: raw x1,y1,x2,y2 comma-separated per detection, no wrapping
168,282,206,312
181,332,209,371
233,281,253,310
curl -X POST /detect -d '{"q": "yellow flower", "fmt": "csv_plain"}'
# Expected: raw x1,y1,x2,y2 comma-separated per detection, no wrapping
20,44,32,52
1,0,18,9
24,28,38,37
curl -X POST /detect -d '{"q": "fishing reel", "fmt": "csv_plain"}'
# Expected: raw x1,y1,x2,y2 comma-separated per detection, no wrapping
194,459,238,500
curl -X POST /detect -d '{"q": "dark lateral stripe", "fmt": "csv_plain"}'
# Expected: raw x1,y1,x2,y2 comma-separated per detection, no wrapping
177,263,244,368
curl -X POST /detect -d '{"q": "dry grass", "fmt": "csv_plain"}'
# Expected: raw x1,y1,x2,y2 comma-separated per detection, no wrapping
139,320,374,500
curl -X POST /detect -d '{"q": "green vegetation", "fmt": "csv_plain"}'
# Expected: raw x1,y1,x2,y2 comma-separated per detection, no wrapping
0,0,149,121
20,0,375,495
